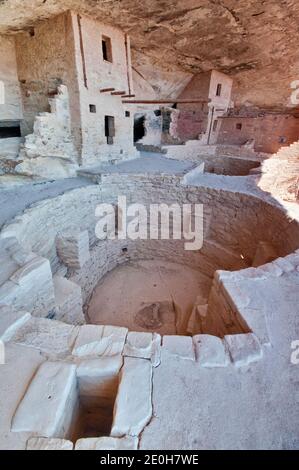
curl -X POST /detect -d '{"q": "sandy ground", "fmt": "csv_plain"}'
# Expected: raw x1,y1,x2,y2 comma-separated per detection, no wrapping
87,260,211,335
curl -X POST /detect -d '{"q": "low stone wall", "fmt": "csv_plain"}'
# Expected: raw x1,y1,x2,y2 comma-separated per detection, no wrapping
1,172,299,324
1,310,264,450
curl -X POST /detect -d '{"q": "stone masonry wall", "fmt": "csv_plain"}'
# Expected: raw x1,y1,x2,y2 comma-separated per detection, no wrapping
1,174,299,305
217,115,299,154
15,11,82,154
0,35,22,122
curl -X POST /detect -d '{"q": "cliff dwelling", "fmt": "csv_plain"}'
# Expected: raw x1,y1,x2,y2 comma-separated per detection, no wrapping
0,0,298,453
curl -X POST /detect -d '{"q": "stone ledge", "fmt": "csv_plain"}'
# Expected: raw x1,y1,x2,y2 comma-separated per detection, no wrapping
72,324,128,358
162,335,195,361
123,331,161,367
193,334,229,367
26,437,74,450
10,317,79,359
111,357,152,437
224,333,263,367
75,436,138,450
12,361,77,437
0,305,31,342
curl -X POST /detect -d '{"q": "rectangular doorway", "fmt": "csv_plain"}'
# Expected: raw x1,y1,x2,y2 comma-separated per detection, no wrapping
105,115,115,145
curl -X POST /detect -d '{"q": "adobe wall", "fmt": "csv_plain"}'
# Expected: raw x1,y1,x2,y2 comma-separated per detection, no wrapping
72,14,138,166
175,108,208,141
15,11,81,154
174,71,233,143
217,115,299,153
0,36,22,122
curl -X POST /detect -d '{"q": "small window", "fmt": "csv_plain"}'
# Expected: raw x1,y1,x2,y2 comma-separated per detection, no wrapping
89,104,96,113
278,136,287,143
0,123,21,139
216,84,222,97
29,28,35,37
212,120,218,132
236,123,242,130
125,111,130,117
105,115,115,144
102,36,113,62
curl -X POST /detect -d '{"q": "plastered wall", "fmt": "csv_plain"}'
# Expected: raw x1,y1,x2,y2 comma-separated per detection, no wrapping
71,13,138,166
0,36,22,122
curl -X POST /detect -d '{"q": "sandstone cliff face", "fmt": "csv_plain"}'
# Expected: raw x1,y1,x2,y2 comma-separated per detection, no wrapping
0,0,298,107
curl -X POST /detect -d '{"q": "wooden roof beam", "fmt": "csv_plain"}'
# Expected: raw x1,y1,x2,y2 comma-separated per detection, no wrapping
100,88,115,93
121,99,209,104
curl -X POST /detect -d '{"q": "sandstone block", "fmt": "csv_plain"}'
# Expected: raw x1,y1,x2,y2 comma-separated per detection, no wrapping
0,238,56,318
0,305,31,342
53,275,84,325
224,333,263,367
26,437,73,450
12,362,77,437
75,436,138,450
123,332,161,367
72,325,128,357
193,334,229,367
11,317,79,359
162,335,195,360
111,357,152,437
56,229,90,270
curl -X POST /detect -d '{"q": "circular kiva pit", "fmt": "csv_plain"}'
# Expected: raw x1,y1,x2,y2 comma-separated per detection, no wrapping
2,174,299,338
86,259,211,336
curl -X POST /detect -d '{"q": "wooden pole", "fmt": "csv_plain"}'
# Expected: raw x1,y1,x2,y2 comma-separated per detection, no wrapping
100,88,115,93
122,99,209,104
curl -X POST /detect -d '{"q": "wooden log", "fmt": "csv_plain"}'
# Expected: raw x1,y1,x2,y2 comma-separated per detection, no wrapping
121,99,209,104
100,88,115,93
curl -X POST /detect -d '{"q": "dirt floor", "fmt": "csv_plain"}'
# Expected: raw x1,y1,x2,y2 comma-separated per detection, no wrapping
87,259,211,335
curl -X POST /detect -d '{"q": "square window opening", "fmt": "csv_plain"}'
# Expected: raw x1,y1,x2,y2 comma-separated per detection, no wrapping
89,104,96,113
236,123,242,130
125,111,130,117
